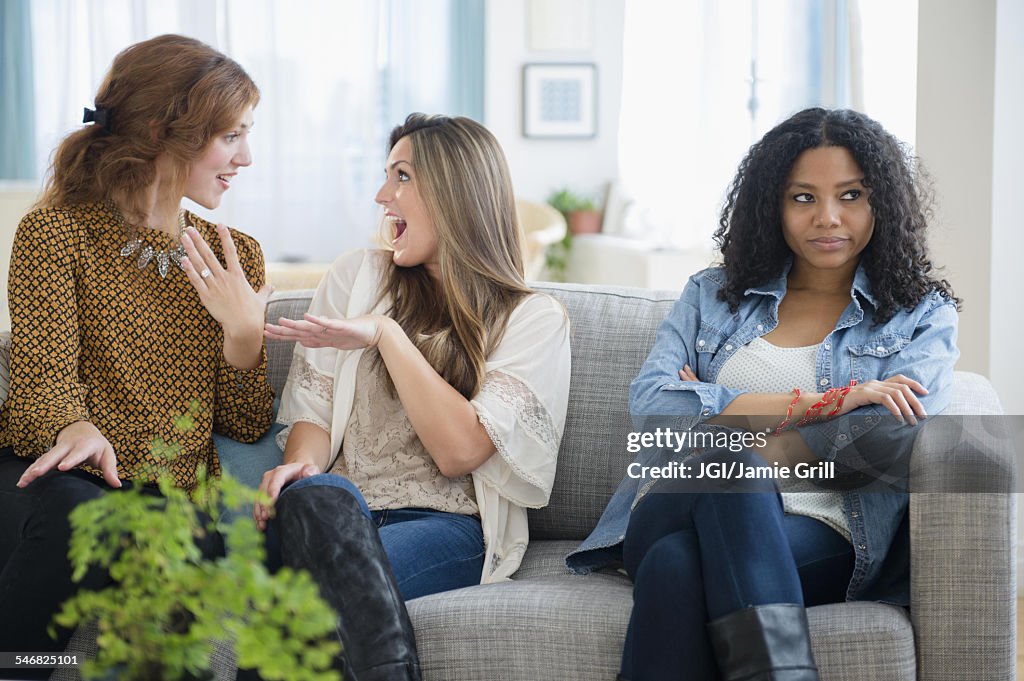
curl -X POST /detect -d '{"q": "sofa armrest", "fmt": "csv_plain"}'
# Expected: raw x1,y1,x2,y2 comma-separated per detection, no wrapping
908,376,1017,680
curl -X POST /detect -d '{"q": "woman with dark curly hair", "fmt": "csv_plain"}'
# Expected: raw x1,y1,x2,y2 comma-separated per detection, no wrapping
567,108,959,681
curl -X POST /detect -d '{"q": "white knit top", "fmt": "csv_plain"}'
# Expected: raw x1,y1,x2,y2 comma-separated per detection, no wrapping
716,337,851,542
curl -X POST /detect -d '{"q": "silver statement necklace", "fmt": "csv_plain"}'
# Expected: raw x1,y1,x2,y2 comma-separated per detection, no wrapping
120,209,189,278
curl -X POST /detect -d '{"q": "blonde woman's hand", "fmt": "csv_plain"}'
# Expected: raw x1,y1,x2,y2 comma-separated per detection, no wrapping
181,225,273,337
253,461,321,531
16,421,121,489
834,375,929,425
264,313,387,351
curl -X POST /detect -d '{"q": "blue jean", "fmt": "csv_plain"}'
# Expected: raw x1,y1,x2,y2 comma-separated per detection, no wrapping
214,419,286,491
267,474,485,601
620,450,854,681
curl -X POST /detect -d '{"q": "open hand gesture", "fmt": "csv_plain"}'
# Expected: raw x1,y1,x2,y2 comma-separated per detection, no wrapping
265,313,385,351
181,225,273,336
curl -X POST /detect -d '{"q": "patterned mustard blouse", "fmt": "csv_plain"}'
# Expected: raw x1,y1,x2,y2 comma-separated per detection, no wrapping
0,202,274,488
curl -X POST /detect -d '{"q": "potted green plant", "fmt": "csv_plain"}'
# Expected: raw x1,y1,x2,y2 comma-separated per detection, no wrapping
543,187,603,281
547,187,602,236
53,401,341,681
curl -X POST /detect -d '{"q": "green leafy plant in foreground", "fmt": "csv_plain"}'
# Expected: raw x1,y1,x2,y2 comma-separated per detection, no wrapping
52,401,341,680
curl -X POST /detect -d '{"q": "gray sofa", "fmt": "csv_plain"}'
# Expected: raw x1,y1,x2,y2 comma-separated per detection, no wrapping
50,281,1016,680
265,283,1016,681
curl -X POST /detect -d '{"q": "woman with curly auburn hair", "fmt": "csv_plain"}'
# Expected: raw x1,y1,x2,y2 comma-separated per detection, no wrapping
0,34,272,673
567,108,959,681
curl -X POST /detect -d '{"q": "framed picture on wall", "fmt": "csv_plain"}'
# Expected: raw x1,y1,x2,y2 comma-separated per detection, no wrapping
522,63,597,139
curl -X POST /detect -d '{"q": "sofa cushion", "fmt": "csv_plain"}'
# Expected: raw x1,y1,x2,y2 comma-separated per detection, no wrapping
408,573,632,681
808,602,916,681
512,539,582,579
407,574,915,681
528,283,677,540
265,289,317,396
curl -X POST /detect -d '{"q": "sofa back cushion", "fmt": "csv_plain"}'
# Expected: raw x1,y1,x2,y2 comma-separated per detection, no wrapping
263,283,679,541
265,290,317,396
529,283,676,539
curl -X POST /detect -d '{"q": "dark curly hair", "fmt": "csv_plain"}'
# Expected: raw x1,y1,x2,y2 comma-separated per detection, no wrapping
713,107,959,322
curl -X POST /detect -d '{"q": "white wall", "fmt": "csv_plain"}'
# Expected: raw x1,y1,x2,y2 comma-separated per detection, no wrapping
990,0,1024,416
484,0,625,204
915,0,995,379
917,0,1024,596
916,0,1024,415
991,0,1024,596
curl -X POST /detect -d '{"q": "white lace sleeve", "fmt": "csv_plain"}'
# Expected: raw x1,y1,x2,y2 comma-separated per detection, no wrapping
272,249,389,458
470,294,571,509
476,370,560,488
290,354,334,406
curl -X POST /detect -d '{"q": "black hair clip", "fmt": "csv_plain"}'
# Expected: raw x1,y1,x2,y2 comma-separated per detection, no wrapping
83,106,112,132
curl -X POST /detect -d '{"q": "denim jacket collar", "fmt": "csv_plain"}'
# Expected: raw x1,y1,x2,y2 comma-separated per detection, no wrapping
743,259,879,310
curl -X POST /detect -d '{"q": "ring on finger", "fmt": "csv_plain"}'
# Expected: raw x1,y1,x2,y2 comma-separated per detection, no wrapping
199,267,212,280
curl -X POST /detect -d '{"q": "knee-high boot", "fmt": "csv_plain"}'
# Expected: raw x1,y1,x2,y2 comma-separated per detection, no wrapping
707,604,820,681
277,486,422,681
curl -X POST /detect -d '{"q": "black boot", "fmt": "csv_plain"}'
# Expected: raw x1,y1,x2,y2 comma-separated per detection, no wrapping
276,485,422,681
707,604,820,681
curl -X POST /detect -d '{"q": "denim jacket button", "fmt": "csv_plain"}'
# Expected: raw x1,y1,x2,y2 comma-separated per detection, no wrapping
876,345,886,353
819,378,829,386
824,343,831,350
838,434,848,440
697,339,706,347
702,408,711,416
725,344,733,351
851,511,860,518
858,543,867,550
756,324,764,331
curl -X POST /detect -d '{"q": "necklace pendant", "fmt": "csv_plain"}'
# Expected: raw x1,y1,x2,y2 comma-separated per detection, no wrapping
120,239,142,258
117,208,189,277
156,251,170,278
136,245,154,270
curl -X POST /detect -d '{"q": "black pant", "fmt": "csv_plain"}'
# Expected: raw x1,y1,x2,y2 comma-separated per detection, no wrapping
0,446,224,678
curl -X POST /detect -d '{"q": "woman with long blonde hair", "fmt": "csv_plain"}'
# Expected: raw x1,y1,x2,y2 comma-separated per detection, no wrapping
0,34,273,672
258,113,571,680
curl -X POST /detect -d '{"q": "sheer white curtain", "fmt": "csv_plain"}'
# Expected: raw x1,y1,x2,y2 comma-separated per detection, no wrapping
29,0,384,261
616,1,754,249
616,0,916,251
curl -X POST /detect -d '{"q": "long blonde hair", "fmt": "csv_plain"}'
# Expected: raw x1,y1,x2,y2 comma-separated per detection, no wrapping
379,114,532,399
36,34,259,229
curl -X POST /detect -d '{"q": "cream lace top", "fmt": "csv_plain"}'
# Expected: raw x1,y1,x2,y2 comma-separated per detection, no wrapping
333,349,478,515
276,249,572,582
716,337,851,542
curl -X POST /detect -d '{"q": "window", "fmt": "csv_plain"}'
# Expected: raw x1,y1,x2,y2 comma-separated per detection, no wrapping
7,0,483,261
615,0,917,250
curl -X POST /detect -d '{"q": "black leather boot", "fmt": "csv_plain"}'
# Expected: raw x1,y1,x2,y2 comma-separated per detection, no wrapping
276,485,422,681
707,604,820,681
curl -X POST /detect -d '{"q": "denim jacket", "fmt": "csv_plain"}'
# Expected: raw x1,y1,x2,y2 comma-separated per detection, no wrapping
566,262,959,605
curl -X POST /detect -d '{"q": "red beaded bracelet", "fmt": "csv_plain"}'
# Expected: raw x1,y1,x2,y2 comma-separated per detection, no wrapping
827,380,858,418
773,388,802,436
797,380,859,426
